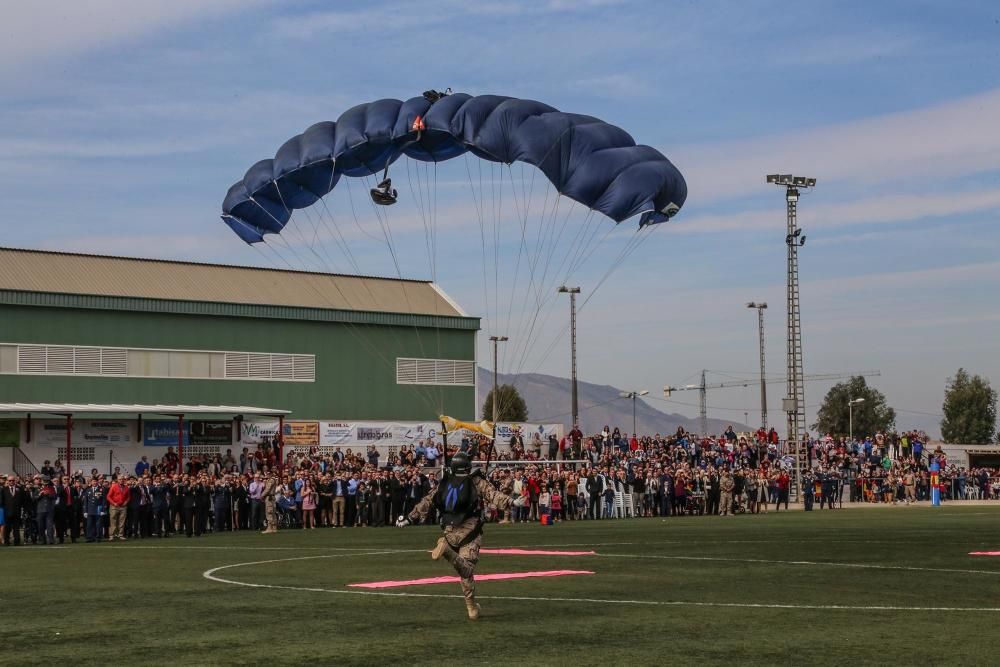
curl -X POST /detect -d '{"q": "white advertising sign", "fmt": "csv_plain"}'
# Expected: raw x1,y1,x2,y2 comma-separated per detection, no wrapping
240,420,280,445
36,419,134,447
315,421,563,448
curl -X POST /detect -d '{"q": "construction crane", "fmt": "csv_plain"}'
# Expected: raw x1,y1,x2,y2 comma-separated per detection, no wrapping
664,369,881,436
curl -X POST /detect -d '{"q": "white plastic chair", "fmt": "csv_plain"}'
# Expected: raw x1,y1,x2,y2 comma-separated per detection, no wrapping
622,489,634,518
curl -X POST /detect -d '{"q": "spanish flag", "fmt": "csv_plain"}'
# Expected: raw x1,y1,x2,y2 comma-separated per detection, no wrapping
439,415,494,437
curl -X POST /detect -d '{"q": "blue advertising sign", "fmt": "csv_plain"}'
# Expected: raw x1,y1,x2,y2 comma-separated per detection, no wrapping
144,420,189,447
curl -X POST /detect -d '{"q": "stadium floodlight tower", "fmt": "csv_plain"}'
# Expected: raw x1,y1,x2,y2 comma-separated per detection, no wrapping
767,173,816,502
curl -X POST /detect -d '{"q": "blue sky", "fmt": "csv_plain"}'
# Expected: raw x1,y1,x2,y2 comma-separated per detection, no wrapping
2,0,999,436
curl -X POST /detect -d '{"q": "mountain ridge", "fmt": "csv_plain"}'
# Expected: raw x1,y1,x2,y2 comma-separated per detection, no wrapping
477,368,747,435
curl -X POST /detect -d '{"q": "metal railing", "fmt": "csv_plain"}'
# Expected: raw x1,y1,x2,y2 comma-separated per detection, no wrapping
12,447,39,478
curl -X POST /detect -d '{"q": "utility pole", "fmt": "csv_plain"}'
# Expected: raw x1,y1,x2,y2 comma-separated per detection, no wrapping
699,370,707,436
619,390,649,435
558,286,581,429
767,173,816,502
488,335,509,424
746,302,768,430
488,336,508,431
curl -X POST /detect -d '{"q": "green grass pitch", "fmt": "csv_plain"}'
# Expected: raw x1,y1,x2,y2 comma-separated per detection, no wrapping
3,507,999,666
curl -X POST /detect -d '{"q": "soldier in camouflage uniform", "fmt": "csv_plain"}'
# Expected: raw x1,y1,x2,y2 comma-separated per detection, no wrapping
397,451,512,620
261,474,279,534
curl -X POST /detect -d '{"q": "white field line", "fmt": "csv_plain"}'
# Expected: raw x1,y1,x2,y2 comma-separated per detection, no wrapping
201,550,1000,612
598,553,1000,576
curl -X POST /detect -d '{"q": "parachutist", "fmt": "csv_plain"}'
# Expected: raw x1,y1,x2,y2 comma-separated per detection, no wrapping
397,451,513,620
370,177,398,206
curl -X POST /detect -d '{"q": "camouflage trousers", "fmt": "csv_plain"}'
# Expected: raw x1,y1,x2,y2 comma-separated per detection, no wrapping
440,518,483,600
265,497,277,529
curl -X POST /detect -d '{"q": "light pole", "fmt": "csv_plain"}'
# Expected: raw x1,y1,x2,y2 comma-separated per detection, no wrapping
558,286,581,430
746,301,768,430
849,397,865,443
768,173,816,504
619,390,649,436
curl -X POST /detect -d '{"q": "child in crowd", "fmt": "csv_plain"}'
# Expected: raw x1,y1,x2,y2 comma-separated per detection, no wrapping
550,487,562,521
538,487,551,520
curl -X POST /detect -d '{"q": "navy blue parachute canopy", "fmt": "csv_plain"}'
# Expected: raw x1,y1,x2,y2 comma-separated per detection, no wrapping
221,93,687,243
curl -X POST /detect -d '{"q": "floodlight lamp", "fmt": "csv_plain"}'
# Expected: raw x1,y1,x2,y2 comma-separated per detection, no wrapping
619,392,629,398
766,174,778,184
639,390,649,396
799,235,806,246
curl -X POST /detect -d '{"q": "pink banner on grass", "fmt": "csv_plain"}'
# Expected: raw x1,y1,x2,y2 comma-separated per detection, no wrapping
349,569,594,589
480,548,596,556
969,551,1000,556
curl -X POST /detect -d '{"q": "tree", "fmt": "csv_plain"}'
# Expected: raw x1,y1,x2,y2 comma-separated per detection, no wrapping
941,368,998,444
481,384,529,422
812,376,895,438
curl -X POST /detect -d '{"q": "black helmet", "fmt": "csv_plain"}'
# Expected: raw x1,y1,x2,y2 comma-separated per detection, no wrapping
450,451,472,476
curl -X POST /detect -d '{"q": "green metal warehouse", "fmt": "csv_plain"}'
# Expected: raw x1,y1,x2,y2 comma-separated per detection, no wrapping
0,247,479,473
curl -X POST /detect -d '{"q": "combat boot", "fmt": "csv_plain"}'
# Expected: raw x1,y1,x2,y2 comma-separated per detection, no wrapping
465,597,481,620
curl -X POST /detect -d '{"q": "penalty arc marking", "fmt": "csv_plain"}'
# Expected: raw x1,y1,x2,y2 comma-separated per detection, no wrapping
200,550,1000,613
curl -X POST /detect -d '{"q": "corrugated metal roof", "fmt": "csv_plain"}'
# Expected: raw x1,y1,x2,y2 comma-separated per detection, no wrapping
0,247,466,317
0,403,290,415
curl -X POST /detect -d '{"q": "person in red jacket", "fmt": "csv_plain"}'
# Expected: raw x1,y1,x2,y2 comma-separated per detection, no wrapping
106,477,131,541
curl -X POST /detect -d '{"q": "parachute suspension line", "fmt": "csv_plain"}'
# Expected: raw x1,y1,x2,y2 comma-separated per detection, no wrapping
500,196,576,392
361,173,404,277
343,179,385,243
359,169,441,413
501,163,533,354
490,160,502,349
464,153,493,343
343,173,442,414
404,157,434,282
507,164,541,343
271,183,338,275
409,157,443,410
525,177,553,310
501,164,549,395
260,236,442,416
298,207,338,271
581,224,655,310
430,160,443,410
313,199,362,275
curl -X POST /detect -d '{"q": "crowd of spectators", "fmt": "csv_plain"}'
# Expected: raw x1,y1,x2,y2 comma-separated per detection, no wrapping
1,426,997,547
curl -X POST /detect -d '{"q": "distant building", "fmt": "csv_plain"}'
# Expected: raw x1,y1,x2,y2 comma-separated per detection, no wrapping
0,247,477,474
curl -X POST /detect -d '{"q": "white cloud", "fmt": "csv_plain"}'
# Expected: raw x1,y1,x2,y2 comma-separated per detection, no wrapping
673,87,1000,205
672,186,1000,235
0,0,267,74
